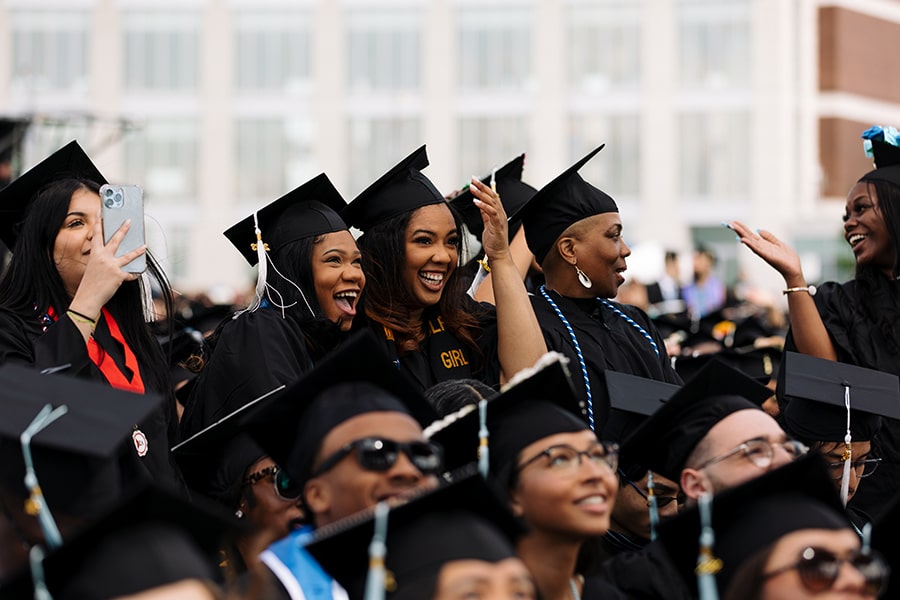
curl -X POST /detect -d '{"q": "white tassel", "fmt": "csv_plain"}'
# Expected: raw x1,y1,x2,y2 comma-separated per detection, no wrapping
696,492,721,600
840,384,852,506
477,398,490,478
364,502,389,600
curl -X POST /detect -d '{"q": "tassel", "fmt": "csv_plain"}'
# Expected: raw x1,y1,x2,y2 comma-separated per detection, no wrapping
647,471,660,542
696,492,721,600
364,502,390,600
466,261,490,299
840,384,852,506
21,404,68,550
477,398,490,478
29,545,53,600
861,522,872,555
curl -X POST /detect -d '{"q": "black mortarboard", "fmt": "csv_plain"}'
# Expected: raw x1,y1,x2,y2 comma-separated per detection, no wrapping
860,137,900,188
305,469,523,600
658,454,849,597
426,354,589,475
872,492,900,599
172,386,284,506
31,485,240,600
449,154,536,241
519,145,618,265
619,358,772,481
0,140,107,249
674,347,781,384
342,145,445,232
0,365,161,516
242,330,439,487
779,352,898,444
603,371,681,446
223,173,348,266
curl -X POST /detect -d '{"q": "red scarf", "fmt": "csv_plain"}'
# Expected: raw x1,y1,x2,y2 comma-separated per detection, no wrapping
49,306,145,393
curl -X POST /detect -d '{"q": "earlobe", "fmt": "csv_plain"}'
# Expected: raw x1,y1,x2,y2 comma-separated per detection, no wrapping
680,468,709,501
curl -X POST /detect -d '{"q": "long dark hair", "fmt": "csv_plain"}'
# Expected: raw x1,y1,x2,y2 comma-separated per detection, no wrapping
853,179,900,354
0,178,174,400
356,205,480,354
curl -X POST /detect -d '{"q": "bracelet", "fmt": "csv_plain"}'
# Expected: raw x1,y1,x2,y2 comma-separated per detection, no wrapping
783,285,817,297
477,257,491,273
66,309,97,325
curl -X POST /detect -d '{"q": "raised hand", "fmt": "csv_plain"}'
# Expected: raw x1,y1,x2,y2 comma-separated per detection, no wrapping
468,176,510,263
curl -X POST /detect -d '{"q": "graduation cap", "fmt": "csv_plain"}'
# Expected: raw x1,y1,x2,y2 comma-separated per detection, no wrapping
779,352,900,503
1,484,242,600
223,173,348,266
657,454,852,598
619,357,773,482
0,140,107,249
674,347,782,384
603,370,681,446
448,154,537,242
519,144,618,265
0,364,162,521
172,386,284,506
342,145,445,232
242,330,439,488
305,469,525,600
859,125,900,187
425,353,589,477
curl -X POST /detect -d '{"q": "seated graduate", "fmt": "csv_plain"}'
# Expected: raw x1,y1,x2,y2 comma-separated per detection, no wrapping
180,173,364,437
517,144,680,436
777,352,900,534
0,141,183,491
446,153,538,301
658,454,889,600
2,484,241,600
597,358,805,600
240,330,441,599
428,353,626,600
0,364,176,590
341,145,545,391
305,470,535,600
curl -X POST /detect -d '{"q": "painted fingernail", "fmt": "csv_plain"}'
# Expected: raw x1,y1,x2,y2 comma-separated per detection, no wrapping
721,221,733,230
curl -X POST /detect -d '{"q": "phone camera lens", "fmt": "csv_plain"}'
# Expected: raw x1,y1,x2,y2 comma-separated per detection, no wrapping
105,198,114,208
105,189,114,197
114,193,123,203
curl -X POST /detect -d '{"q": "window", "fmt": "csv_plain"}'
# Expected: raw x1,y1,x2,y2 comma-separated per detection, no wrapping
677,0,751,91
567,2,641,93
458,117,529,184
457,8,532,92
568,113,640,197
123,11,200,91
348,10,421,93
235,117,316,201
124,119,199,202
235,11,312,93
348,117,421,196
678,111,750,199
10,11,89,95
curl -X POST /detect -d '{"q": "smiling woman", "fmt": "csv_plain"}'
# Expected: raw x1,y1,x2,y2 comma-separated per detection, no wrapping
179,173,365,439
727,126,900,520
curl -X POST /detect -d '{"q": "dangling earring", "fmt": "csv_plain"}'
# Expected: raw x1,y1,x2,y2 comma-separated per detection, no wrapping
574,262,592,289
235,507,244,519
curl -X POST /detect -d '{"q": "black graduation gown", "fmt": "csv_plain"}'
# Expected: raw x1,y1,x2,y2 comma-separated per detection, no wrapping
594,540,693,600
785,278,900,520
358,297,501,393
0,307,185,495
179,307,320,439
531,289,682,437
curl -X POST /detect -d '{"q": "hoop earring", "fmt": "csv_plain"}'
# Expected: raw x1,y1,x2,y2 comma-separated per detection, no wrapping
574,263,593,289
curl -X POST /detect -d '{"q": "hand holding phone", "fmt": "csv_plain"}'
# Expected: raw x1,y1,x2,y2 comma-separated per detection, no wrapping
100,184,146,274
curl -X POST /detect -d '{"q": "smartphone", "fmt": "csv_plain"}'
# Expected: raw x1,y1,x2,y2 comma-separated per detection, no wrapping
100,183,146,274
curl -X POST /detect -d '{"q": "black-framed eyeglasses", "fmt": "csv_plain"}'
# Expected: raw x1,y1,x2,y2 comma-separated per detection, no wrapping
762,546,889,595
517,442,619,475
310,437,443,478
618,470,683,508
695,438,808,470
243,465,303,501
826,457,882,480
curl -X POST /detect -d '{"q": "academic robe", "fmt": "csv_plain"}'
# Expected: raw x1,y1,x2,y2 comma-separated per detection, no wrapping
531,289,682,438
0,307,185,495
787,277,900,520
356,297,501,393
594,540,693,600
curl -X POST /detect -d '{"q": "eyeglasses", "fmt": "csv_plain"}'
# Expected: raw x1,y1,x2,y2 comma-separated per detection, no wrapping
695,438,808,470
243,465,303,501
762,546,889,595
517,442,619,475
310,437,443,478
826,457,882,480
619,470,683,508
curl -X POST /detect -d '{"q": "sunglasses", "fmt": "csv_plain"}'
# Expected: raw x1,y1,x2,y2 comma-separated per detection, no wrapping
762,546,889,594
310,437,443,478
243,465,303,501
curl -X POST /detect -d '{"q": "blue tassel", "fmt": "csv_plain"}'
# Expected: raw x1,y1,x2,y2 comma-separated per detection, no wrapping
477,398,490,478
647,471,659,542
